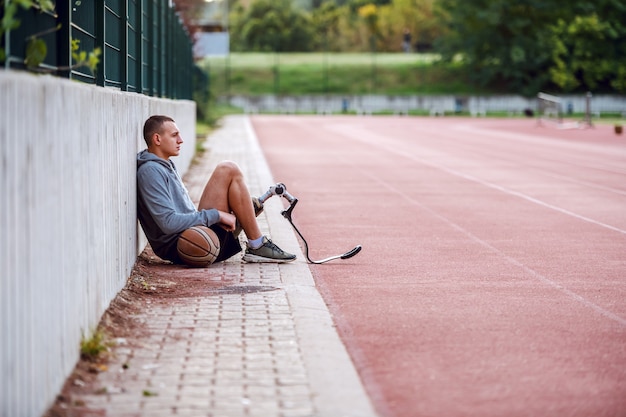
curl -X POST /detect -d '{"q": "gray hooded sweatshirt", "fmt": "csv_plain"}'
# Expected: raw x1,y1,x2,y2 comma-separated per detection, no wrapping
137,150,219,261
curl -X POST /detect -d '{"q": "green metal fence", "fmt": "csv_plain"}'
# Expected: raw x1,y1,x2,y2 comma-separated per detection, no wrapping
2,0,193,99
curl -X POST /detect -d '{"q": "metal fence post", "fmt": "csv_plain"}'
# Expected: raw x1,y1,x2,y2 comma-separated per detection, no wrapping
135,0,143,93
95,0,105,86
121,0,128,91
56,0,71,78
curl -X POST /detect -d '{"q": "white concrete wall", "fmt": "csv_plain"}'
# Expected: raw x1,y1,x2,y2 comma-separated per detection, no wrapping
0,70,196,417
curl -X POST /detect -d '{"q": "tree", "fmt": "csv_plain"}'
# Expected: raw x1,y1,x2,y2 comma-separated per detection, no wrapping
548,3,626,93
435,0,566,95
310,2,343,51
229,0,313,52
377,0,438,52
435,0,626,94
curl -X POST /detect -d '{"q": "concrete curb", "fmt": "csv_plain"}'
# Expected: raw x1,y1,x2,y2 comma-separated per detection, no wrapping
240,116,378,417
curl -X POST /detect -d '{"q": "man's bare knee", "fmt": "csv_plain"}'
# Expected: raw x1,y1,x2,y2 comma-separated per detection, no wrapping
213,160,242,180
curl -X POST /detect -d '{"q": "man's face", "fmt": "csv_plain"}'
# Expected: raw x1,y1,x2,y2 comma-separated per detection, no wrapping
155,121,183,158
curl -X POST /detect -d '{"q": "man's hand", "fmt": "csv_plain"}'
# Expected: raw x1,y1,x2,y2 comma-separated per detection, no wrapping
217,210,236,232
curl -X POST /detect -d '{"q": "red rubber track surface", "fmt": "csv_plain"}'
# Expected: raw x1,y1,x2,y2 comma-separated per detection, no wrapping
253,116,626,417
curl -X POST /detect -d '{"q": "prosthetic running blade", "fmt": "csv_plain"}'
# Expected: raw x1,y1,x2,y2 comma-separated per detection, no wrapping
258,183,362,264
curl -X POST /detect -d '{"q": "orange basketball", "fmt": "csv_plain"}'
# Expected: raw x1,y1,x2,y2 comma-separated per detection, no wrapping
177,226,220,267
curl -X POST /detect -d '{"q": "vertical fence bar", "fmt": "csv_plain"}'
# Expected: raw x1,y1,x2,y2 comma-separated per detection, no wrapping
142,0,151,95
56,0,71,78
96,0,105,86
140,0,147,94
153,0,160,96
157,0,164,96
148,0,155,96
166,4,173,97
120,0,128,91
135,0,143,93
161,0,167,96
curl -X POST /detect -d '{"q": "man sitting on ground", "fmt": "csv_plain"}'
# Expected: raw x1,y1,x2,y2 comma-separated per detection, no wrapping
136,115,296,264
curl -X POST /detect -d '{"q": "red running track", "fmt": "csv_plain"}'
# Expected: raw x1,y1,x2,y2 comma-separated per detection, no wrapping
252,116,626,417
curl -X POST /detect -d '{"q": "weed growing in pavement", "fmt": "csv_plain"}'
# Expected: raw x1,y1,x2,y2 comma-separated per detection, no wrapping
80,329,114,361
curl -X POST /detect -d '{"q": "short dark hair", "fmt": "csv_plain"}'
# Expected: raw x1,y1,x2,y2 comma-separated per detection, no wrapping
143,115,174,146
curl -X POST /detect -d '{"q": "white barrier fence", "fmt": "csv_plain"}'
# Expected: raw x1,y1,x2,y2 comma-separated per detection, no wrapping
0,71,196,417
228,94,626,117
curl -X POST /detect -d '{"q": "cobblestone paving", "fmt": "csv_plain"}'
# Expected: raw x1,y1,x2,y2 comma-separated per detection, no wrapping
78,270,316,417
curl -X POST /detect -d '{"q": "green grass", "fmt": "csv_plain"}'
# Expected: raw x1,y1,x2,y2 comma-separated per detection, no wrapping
206,52,439,68
594,117,625,125
196,120,212,138
201,53,489,96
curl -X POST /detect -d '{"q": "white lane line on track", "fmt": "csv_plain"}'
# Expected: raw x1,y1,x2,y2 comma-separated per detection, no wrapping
532,170,626,196
453,124,626,159
364,167,626,327
434,165,626,236
412,125,626,197
338,125,626,236
320,122,626,326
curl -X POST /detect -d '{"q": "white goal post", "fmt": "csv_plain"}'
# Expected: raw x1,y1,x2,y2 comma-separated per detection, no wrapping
537,92,593,129
537,92,563,126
